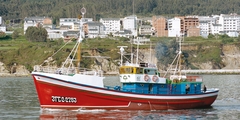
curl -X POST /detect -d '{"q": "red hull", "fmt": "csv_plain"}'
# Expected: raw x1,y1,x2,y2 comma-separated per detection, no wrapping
33,74,218,110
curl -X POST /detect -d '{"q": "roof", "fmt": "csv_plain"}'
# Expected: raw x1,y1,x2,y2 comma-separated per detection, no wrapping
212,24,222,26
114,29,132,35
63,31,79,37
100,18,120,21
87,22,103,26
24,16,50,21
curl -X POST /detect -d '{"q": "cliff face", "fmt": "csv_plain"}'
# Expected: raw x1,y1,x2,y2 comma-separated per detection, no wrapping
0,44,240,76
0,62,30,76
221,45,240,69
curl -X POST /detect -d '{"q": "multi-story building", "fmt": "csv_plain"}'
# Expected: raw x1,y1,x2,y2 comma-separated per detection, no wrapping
182,16,200,37
198,16,217,38
99,18,121,35
59,18,93,30
152,16,168,37
123,15,138,37
218,13,240,37
199,21,209,38
138,25,152,35
168,17,181,37
211,23,222,35
84,21,106,38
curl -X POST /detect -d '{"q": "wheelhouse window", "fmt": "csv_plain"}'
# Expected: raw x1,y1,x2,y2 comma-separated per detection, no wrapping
119,67,144,74
144,68,157,75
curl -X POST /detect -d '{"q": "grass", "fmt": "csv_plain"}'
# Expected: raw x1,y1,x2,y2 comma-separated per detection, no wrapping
0,34,240,72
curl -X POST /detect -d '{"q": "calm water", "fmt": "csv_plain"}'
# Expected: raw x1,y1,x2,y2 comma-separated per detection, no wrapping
0,75,240,120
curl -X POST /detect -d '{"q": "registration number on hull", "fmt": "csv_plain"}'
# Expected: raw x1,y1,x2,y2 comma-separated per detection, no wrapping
52,96,77,103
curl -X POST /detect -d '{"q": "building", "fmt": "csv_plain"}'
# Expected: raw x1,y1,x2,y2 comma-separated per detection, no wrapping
59,18,79,30
152,16,168,37
113,29,132,37
62,30,79,42
168,17,181,37
138,25,152,36
176,16,200,37
99,18,121,35
218,13,240,37
24,17,53,34
182,16,200,37
211,24,222,35
198,16,217,38
84,22,106,38
123,15,138,37
59,18,93,30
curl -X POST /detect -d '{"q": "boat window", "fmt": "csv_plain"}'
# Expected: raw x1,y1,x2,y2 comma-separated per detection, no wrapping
126,68,133,74
136,68,143,74
119,67,135,74
119,68,125,74
143,69,156,75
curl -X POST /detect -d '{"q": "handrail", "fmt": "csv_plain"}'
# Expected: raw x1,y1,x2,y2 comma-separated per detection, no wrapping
33,66,103,77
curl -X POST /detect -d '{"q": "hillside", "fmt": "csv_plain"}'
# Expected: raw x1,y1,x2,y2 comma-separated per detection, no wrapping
1,0,240,23
1,36,240,76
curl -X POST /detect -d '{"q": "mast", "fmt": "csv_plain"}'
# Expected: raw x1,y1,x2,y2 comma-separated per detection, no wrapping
178,33,184,77
77,7,86,73
136,39,139,64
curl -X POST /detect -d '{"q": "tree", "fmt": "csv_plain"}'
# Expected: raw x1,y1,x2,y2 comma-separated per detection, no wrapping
12,30,19,40
25,26,48,42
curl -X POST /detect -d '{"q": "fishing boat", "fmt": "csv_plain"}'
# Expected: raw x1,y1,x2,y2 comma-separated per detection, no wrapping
32,8,218,111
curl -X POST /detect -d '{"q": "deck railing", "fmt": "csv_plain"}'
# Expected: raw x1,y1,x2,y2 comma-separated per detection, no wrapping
33,66,103,77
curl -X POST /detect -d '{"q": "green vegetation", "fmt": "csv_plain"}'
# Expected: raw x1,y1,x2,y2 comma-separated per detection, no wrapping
25,26,48,42
1,0,240,23
0,32,6,38
1,34,240,72
154,34,240,69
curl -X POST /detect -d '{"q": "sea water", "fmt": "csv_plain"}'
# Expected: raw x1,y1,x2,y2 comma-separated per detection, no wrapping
0,75,240,120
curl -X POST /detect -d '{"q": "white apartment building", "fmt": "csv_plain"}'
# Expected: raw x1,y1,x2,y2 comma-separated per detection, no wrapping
59,18,93,30
198,16,217,38
138,25,152,35
123,15,138,37
168,17,181,37
211,24,222,35
86,22,106,38
60,18,79,30
218,14,240,37
99,18,120,35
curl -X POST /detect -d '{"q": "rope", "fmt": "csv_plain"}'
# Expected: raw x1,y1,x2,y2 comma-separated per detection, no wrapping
40,40,72,66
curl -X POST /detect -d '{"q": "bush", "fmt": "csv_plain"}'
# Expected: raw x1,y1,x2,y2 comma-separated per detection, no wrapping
208,34,214,39
25,26,48,42
0,32,6,38
222,38,234,44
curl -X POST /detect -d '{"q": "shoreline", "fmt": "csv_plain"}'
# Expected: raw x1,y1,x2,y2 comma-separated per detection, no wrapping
1,69,240,77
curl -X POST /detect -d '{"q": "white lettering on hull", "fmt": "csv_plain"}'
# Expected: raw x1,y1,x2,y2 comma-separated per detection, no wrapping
52,96,77,103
